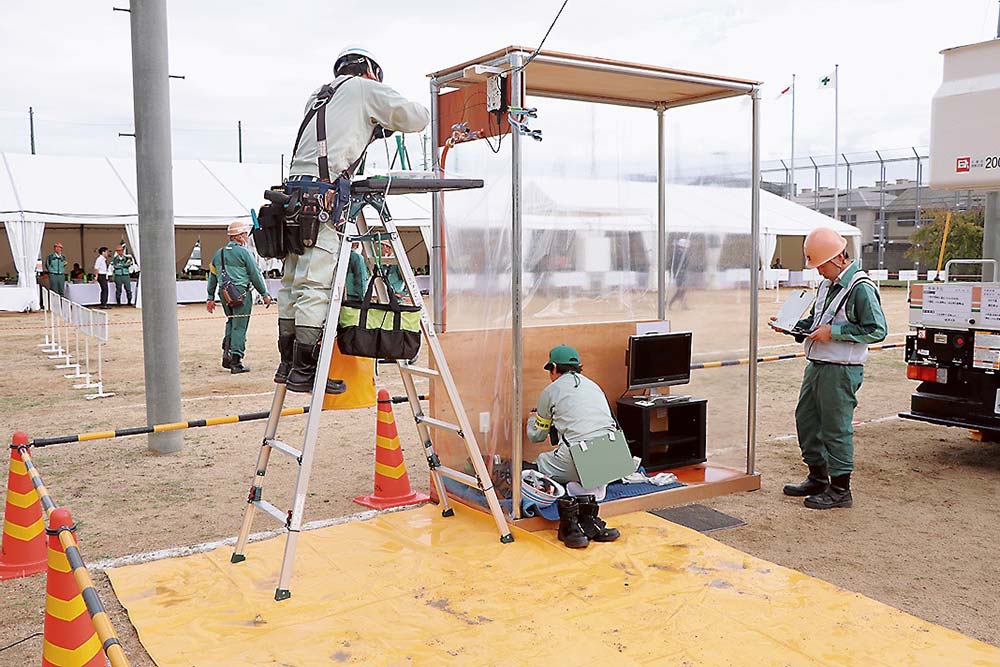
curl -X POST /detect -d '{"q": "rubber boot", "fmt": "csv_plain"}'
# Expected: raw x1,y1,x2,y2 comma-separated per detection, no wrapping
230,354,250,374
556,497,589,549
576,494,620,542
782,463,829,497
285,326,347,394
804,473,853,509
221,335,232,369
273,318,295,384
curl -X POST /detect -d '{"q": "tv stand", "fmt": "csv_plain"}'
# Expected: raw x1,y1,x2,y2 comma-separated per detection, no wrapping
616,396,707,471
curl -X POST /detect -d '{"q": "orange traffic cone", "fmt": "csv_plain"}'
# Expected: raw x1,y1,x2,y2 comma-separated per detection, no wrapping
353,389,429,510
43,507,103,667
0,431,46,581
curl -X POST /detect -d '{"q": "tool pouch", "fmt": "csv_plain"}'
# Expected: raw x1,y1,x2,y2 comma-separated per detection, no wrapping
253,202,286,259
283,178,351,255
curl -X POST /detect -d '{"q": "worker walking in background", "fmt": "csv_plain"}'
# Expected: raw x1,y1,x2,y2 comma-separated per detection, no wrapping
111,244,134,306
44,242,67,296
207,221,271,374
769,227,887,510
275,45,429,393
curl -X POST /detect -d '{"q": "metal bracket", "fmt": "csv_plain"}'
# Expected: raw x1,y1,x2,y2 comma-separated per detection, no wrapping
348,192,392,225
426,453,441,469
247,486,262,503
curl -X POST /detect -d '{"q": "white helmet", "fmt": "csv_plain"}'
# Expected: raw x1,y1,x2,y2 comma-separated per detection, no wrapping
227,220,252,237
334,45,383,82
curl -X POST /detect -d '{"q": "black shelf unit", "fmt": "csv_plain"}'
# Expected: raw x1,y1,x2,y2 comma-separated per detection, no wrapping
616,396,707,472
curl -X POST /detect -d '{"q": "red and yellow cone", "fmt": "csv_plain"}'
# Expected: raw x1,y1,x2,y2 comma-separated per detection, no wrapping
0,431,46,581
353,389,429,510
43,507,102,667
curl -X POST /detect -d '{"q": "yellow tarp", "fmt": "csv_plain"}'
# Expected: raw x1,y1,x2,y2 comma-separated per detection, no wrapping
107,505,1000,666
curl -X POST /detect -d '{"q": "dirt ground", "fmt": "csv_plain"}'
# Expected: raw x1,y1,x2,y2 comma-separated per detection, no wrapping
0,288,998,665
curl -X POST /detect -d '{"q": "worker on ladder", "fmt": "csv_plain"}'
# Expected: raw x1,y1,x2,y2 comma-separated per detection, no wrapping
275,45,429,393
770,228,887,510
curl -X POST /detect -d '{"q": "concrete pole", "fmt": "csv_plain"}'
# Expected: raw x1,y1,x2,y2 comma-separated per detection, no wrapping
984,193,1000,282
129,0,183,454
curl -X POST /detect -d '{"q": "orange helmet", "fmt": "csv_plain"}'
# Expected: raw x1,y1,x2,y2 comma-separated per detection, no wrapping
803,227,847,269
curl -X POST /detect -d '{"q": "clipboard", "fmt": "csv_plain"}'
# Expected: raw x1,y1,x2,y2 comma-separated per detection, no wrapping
568,429,636,488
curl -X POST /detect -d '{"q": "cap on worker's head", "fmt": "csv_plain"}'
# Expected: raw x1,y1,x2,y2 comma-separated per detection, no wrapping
544,344,581,371
803,227,847,269
334,45,383,82
227,220,251,237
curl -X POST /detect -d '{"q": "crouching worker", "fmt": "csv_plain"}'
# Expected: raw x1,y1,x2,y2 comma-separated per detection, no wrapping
526,344,620,548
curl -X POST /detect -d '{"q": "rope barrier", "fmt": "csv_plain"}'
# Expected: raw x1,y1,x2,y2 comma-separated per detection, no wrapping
29,394,424,448
13,444,129,667
690,342,905,370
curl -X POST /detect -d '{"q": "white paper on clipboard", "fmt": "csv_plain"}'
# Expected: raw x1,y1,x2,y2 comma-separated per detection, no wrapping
773,290,815,333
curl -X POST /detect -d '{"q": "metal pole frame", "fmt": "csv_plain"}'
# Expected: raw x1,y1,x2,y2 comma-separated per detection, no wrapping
876,150,886,269
748,88,761,475
429,78,444,332
810,157,819,210
510,51,525,519
657,105,667,320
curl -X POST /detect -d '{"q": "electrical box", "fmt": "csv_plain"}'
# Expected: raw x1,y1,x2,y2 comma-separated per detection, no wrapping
929,38,1000,191
486,75,504,112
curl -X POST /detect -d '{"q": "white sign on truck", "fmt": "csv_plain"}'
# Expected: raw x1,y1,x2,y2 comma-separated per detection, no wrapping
921,284,973,326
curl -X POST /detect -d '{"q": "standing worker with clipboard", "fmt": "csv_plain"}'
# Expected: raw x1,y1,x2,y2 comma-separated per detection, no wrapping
207,221,272,374
769,228,887,510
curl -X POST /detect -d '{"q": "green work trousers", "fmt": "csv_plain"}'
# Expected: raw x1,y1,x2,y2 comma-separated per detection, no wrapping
278,223,343,328
49,274,66,296
794,361,864,476
222,296,253,358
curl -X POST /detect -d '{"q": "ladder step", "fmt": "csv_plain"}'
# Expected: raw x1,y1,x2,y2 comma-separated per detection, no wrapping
253,500,288,526
401,365,439,379
264,438,302,461
435,465,481,490
417,416,463,435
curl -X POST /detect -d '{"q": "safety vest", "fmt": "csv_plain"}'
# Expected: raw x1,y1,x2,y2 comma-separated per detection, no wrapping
805,269,876,365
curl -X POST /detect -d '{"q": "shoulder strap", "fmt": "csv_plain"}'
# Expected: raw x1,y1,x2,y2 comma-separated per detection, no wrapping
219,246,227,274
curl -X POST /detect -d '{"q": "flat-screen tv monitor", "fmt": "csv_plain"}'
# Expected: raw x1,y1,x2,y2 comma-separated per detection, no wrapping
627,332,692,391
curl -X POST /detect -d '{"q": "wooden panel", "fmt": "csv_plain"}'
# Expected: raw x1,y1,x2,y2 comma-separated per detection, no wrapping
436,81,512,148
431,320,647,470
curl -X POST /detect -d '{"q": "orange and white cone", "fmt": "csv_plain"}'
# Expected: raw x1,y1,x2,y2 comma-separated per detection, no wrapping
353,389,429,510
0,431,46,581
43,507,103,667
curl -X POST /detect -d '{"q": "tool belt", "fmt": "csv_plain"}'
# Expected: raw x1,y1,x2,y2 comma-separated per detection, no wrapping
254,78,376,259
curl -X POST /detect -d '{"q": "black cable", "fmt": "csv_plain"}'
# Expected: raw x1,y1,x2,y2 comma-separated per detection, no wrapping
0,632,43,654
501,0,570,75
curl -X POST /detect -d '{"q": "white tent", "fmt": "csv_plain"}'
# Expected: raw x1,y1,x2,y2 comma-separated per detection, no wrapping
0,153,432,310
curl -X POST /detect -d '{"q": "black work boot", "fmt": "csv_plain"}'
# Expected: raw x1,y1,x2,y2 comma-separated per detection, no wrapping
556,497,589,549
273,319,295,384
221,336,232,369
285,326,347,394
576,494,620,542
230,354,250,374
805,474,853,509
782,463,830,497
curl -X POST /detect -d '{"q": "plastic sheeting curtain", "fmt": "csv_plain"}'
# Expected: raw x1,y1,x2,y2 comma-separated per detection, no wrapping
5,219,46,309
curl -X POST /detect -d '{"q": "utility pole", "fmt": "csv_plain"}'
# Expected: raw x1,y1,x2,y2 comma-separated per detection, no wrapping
29,107,36,154
238,120,243,163
128,0,184,454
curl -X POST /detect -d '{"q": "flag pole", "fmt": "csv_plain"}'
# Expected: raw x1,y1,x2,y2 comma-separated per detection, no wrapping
790,74,796,199
833,64,840,222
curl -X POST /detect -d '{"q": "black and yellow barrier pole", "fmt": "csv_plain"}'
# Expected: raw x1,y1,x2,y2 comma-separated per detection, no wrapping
690,342,905,371
29,395,426,448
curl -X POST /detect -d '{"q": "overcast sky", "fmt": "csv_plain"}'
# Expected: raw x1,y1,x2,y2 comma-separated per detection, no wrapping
2,0,998,184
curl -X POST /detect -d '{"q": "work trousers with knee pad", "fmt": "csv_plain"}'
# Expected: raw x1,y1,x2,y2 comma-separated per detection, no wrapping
794,361,864,477
278,223,344,329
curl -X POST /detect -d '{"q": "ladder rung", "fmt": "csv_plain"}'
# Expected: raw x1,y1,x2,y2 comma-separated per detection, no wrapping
264,438,302,461
417,416,463,435
253,500,287,526
435,465,480,490
401,365,439,379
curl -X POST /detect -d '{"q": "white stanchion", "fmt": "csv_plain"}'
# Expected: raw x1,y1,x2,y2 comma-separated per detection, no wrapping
48,296,67,360
54,297,76,369
38,289,57,351
63,302,86,379
84,308,114,400
73,308,101,390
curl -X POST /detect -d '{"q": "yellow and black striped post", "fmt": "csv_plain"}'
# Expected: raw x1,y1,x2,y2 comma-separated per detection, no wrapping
690,342,905,371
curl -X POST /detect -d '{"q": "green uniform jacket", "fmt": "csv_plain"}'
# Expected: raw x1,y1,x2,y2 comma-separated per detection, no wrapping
111,253,134,279
45,252,67,276
207,241,269,300
346,251,369,301
794,262,887,344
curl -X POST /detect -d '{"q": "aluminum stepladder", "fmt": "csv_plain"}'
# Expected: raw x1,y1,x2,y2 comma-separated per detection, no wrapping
231,190,514,602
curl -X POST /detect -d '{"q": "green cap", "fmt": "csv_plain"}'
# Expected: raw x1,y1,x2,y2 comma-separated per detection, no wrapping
544,344,581,371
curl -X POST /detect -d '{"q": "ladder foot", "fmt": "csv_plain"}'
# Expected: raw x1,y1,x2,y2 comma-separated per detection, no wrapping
441,508,455,518
230,553,246,564
500,533,515,544
274,588,291,602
